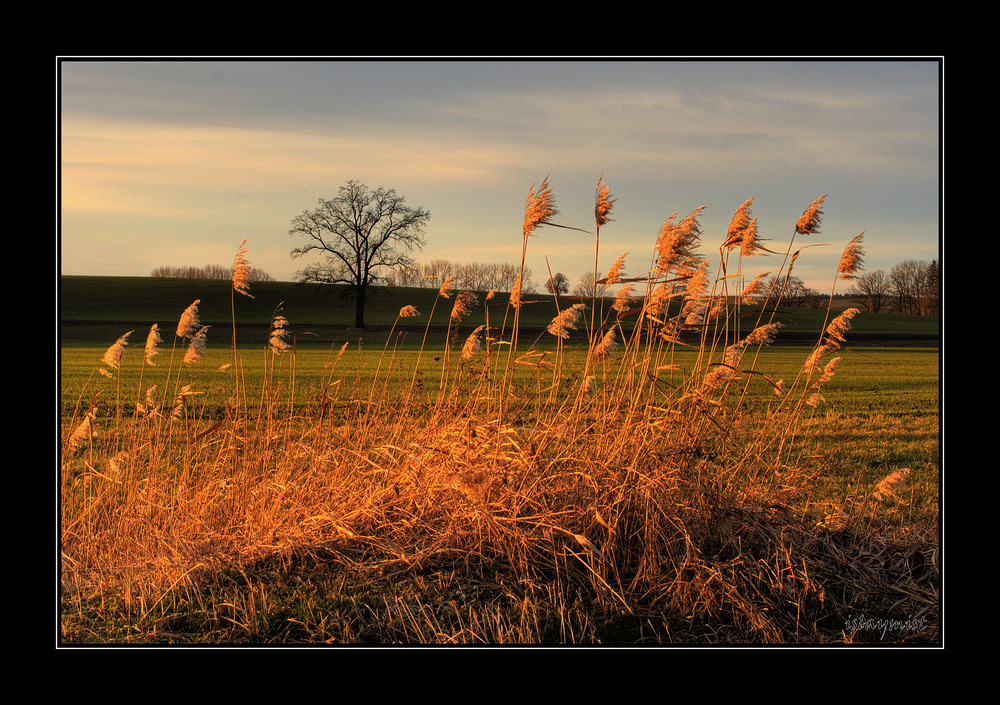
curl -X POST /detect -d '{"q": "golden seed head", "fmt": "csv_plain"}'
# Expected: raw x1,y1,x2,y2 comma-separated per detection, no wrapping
523,176,559,237
450,291,477,323
183,326,210,364
605,253,628,286
837,232,866,280
232,238,254,298
796,195,827,235
546,303,586,339
101,331,133,370
594,173,616,228
144,324,162,366
176,300,201,339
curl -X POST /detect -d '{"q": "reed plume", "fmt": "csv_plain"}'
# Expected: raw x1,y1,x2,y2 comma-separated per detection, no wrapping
547,303,587,339
740,272,770,304
101,331,133,370
683,259,710,300
742,322,783,347
605,253,628,286
523,175,559,237
462,325,485,360
595,172,616,228
399,305,420,318
802,308,860,376
144,324,162,366
703,344,741,390
232,238,254,299
269,316,291,354
176,300,201,339
586,174,617,362
509,273,523,309
837,232,866,280
137,385,160,418
817,356,841,385
724,197,763,257
873,468,911,501
170,384,199,419
655,207,705,275
592,328,617,362
66,406,97,456
183,326,210,364
450,290,477,324
803,345,831,374
644,283,670,319
796,195,826,235
612,283,634,315
824,307,860,347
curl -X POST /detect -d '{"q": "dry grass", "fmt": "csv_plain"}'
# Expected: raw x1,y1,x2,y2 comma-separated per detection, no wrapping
59,186,940,646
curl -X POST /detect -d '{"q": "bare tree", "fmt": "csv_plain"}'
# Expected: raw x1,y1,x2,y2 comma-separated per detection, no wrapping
573,271,607,299
289,181,429,328
848,269,891,313
386,262,422,288
545,272,569,295
925,260,940,316
889,259,935,316
422,259,455,288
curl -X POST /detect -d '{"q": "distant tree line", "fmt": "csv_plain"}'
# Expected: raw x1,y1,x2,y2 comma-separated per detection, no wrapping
384,259,539,294
847,259,939,316
151,264,274,282
388,257,940,317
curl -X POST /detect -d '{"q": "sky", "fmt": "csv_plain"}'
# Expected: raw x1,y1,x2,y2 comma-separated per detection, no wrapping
58,57,942,295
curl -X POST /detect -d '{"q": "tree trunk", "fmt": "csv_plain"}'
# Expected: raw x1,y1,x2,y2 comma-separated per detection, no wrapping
354,285,366,328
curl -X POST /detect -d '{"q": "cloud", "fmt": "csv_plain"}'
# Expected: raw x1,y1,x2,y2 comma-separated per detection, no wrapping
59,59,940,288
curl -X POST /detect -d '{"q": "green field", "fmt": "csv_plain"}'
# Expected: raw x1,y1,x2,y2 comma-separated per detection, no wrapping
59,275,940,417
58,275,941,345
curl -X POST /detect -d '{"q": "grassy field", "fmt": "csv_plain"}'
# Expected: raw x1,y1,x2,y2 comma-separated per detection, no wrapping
58,246,941,645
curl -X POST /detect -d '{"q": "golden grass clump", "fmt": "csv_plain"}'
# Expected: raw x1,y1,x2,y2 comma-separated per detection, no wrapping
60,194,939,647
